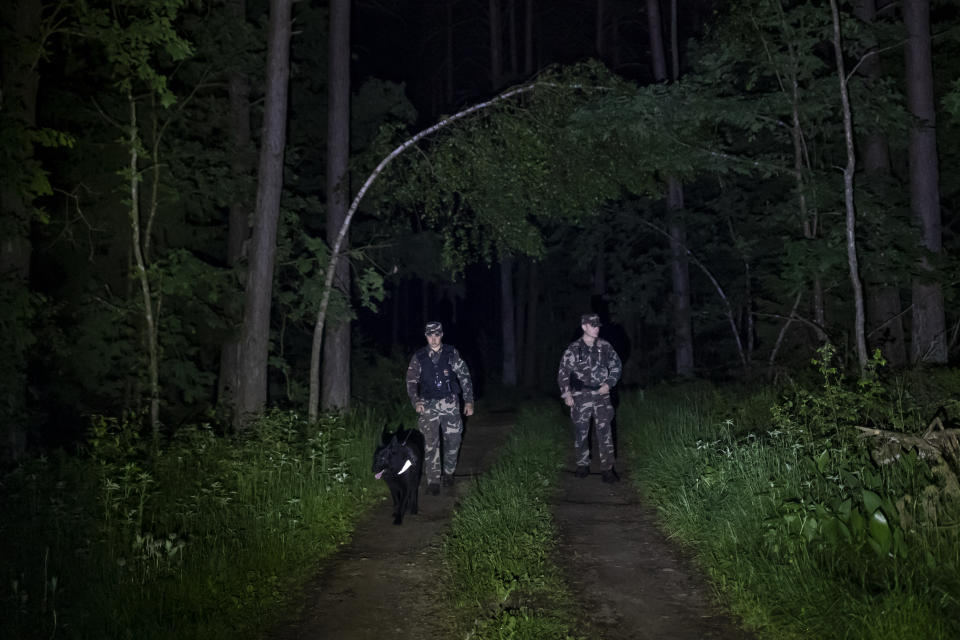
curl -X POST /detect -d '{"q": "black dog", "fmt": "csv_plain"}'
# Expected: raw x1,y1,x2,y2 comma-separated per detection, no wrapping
371,427,424,525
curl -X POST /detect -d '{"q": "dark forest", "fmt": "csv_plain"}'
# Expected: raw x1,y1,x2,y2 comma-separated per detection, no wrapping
2,0,959,638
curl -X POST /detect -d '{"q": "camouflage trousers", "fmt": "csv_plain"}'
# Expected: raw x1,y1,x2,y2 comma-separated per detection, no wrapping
569,391,616,469
417,395,463,485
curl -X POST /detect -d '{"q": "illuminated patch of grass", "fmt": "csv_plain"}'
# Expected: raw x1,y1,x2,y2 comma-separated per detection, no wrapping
619,368,960,640
443,403,585,640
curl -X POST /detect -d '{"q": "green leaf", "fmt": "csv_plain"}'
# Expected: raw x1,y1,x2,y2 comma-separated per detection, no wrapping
815,449,829,474
835,498,852,519
862,489,882,514
848,508,866,537
868,510,891,557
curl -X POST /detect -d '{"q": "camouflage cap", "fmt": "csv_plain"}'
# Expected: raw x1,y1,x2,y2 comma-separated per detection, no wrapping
424,321,443,335
580,313,601,326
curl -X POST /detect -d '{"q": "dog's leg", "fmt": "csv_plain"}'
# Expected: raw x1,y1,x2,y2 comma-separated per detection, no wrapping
408,475,419,515
396,490,409,525
388,481,403,524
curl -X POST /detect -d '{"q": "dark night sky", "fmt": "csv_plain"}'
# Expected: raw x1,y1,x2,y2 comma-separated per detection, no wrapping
350,0,713,122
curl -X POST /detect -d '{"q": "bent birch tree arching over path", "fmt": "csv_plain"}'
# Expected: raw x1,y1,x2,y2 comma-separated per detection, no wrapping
307,81,552,421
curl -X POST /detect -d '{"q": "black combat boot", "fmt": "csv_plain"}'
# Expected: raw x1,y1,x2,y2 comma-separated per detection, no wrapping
602,468,620,483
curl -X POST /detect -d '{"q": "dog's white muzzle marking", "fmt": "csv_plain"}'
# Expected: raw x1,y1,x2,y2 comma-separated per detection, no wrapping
398,459,413,475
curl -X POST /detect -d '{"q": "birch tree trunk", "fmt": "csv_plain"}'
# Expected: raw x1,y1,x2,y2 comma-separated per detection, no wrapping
125,93,162,443
307,82,543,421
321,0,351,411
829,0,868,371
904,0,947,364
236,0,293,427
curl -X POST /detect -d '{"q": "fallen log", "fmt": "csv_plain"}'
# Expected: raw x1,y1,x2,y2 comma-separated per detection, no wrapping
857,417,960,466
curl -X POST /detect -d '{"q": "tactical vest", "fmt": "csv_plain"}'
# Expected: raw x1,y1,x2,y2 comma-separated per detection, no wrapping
417,345,461,400
570,339,610,389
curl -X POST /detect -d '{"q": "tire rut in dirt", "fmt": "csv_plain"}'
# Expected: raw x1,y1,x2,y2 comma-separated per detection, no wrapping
552,452,755,640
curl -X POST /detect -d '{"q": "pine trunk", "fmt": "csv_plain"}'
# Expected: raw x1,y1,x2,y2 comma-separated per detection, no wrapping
236,0,293,427
489,0,503,90
321,0,352,411
855,0,907,367
904,0,947,363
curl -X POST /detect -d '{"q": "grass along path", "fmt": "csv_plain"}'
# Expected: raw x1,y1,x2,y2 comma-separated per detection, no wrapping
617,378,960,640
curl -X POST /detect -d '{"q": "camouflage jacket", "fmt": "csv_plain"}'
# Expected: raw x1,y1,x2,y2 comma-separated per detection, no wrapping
406,344,474,407
557,337,622,396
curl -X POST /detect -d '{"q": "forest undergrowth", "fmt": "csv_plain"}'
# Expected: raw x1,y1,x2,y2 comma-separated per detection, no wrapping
5,351,960,640
0,408,388,639
620,346,960,640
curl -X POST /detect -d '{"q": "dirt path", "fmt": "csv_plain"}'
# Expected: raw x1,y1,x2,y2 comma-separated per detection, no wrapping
271,408,754,640
553,447,754,640
270,409,517,640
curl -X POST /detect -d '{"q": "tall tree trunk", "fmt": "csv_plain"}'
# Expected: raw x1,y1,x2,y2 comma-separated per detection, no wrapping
829,0,868,372
446,0,455,105
669,0,679,79
524,0,534,75
218,0,252,421
522,260,539,387
489,0,503,90
126,93,161,443
647,0,694,376
501,256,517,386
236,0,293,427
645,0,667,80
321,0,351,411
904,0,946,363
668,183,694,376
508,0,518,77
855,0,907,367
596,0,605,59
515,259,528,379
0,0,42,460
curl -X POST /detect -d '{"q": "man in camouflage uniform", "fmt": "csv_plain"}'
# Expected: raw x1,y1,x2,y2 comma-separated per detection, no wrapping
557,313,623,483
406,321,475,495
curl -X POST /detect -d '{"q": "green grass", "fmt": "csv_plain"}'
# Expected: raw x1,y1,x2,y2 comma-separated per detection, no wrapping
618,367,960,640
1,408,388,639
442,403,585,640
